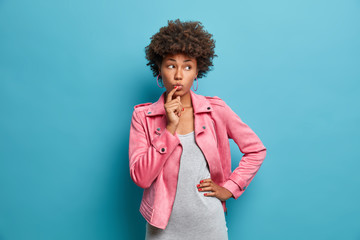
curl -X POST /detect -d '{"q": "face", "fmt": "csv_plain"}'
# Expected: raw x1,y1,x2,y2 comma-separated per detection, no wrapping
159,52,198,98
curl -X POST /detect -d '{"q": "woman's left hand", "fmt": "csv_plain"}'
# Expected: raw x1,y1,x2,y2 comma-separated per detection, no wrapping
197,178,233,201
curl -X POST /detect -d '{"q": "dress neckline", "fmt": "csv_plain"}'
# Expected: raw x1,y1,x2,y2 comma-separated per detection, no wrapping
177,131,195,137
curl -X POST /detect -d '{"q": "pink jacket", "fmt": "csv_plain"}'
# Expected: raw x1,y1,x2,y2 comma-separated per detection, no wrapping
128,89,267,229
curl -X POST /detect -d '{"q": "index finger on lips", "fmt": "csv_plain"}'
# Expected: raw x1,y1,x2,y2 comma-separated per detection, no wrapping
166,86,178,103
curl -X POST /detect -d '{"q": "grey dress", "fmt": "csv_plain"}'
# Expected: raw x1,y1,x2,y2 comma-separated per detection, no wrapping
145,131,229,240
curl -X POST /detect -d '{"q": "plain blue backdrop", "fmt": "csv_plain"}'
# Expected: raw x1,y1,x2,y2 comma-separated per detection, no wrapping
0,0,359,239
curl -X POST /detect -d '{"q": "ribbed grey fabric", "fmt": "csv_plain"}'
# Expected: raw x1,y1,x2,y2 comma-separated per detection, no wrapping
145,131,228,240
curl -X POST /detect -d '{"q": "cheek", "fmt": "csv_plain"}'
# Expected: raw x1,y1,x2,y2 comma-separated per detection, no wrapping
161,70,172,78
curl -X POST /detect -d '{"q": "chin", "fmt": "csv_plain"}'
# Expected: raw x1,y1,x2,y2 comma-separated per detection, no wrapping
175,90,186,95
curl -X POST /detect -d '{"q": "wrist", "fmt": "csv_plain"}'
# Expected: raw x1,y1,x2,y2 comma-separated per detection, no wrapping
166,124,177,135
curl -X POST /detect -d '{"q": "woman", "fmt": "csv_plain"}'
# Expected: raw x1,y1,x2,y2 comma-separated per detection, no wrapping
128,19,267,240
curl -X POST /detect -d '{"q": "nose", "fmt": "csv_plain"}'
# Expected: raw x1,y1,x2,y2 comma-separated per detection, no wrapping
174,68,182,80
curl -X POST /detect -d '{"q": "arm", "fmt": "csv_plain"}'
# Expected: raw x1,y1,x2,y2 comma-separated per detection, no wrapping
128,110,180,189
221,102,267,200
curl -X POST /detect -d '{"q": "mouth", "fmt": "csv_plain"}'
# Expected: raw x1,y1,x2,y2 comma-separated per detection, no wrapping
174,85,183,90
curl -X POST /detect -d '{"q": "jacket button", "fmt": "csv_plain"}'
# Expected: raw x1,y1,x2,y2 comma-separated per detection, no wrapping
207,107,211,110
161,148,165,152
157,127,161,131
148,111,152,114
202,126,206,129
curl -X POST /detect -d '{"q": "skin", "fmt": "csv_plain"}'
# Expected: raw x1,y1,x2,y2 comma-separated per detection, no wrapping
158,52,233,201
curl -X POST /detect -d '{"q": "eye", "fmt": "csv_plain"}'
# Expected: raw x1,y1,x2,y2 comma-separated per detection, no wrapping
167,65,175,69
185,66,191,70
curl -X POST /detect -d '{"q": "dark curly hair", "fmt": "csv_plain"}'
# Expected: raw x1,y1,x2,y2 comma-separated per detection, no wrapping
145,18,217,79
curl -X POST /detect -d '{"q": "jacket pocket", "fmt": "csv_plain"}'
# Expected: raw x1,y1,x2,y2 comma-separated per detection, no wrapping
140,198,154,221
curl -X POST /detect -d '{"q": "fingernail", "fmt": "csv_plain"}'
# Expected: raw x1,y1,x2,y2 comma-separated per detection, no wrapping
198,188,202,191
204,193,207,196
197,184,200,187
174,86,177,88
200,180,203,183
182,108,184,111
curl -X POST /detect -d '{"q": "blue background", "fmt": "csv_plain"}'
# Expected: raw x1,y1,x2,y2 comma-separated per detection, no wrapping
1,0,359,239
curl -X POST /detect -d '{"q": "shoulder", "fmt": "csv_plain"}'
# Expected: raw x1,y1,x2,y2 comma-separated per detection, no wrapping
204,95,226,108
133,102,153,110
204,95,236,118
132,102,153,121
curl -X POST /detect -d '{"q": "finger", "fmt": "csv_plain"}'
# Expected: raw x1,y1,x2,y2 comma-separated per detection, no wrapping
167,94,182,107
166,103,181,115
176,96,182,115
166,86,178,103
177,96,183,107
166,102,181,109
198,182,211,188
198,186,213,192
200,178,212,183
171,96,182,116
203,192,216,197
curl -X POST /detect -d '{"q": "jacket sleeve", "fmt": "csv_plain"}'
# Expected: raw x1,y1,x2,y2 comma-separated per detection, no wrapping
128,109,180,189
221,102,267,200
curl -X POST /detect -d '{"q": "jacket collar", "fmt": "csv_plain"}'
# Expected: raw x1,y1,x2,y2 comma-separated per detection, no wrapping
145,89,213,117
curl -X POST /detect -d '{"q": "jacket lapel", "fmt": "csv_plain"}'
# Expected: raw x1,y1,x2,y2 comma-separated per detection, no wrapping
144,90,213,136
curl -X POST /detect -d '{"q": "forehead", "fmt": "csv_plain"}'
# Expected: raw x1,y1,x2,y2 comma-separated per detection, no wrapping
163,53,196,62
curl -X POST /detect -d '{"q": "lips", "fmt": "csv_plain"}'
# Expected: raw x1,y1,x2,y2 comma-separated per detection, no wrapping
174,85,183,90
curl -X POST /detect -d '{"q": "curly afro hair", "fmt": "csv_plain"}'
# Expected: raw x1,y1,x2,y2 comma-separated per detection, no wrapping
145,18,217,79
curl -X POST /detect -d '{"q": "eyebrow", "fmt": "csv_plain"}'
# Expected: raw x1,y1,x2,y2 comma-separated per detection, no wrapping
167,58,193,63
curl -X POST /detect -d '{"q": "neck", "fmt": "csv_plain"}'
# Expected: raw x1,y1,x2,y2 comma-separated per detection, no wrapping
179,91,193,107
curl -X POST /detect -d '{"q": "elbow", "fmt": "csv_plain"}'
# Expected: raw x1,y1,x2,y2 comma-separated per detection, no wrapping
134,180,152,189
130,167,152,189
260,146,267,160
